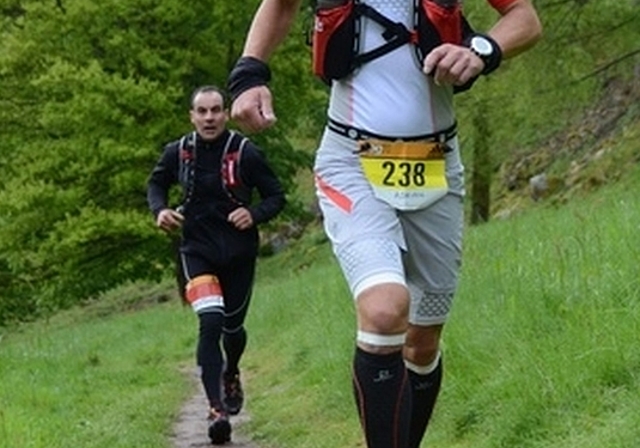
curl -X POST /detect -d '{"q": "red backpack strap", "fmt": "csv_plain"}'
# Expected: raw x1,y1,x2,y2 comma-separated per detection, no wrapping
414,0,474,64
312,0,414,82
221,131,252,204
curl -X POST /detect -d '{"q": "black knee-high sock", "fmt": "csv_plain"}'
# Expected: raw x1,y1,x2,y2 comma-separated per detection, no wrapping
407,357,443,448
197,312,224,408
353,347,411,448
222,327,247,376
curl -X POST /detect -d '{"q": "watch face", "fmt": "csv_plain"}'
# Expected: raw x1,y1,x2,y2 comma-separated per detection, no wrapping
471,36,493,56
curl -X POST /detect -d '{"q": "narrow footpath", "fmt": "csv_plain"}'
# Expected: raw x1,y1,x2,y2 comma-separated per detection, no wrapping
170,369,260,448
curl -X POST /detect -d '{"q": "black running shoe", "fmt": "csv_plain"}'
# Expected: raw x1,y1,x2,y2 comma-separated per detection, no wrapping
208,407,231,445
222,372,244,416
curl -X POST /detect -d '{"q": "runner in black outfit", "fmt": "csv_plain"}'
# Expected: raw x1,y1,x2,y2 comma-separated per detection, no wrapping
147,85,285,445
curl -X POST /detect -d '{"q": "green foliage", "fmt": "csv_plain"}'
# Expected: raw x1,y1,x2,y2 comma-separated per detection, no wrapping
0,0,319,324
1,0,636,325
457,0,639,161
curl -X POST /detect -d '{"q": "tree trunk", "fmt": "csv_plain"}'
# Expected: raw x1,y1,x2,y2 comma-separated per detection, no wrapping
470,99,492,225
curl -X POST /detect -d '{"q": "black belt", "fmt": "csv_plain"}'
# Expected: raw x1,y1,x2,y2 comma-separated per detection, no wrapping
327,118,457,142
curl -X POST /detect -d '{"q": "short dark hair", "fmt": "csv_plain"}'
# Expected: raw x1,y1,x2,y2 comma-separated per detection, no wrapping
189,85,227,109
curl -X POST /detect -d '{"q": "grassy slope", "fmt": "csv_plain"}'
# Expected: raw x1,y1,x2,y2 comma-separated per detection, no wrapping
1,92,639,448
1,164,638,448
237,80,640,448
243,158,640,448
0,283,197,448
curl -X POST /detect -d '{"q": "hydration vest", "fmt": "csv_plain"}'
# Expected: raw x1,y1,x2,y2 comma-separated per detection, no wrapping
177,131,252,211
311,0,473,82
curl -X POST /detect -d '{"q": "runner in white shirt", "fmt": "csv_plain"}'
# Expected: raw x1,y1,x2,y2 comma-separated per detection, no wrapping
228,1,541,446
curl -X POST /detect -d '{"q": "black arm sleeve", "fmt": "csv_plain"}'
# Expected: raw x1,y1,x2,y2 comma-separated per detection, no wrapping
146,142,180,218
227,57,271,102
240,142,286,225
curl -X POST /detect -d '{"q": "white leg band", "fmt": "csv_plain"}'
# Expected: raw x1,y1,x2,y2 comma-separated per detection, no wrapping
405,351,441,375
353,272,406,299
357,330,406,347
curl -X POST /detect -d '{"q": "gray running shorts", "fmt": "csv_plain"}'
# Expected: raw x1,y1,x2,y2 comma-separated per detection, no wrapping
314,128,464,326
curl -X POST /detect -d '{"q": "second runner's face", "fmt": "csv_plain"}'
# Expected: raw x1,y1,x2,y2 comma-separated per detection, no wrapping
190,91,228,141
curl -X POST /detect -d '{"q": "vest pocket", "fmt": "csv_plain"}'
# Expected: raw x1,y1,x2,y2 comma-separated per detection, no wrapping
312,1,356,82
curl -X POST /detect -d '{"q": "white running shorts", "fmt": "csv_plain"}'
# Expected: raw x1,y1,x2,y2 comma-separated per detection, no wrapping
314,128,464,326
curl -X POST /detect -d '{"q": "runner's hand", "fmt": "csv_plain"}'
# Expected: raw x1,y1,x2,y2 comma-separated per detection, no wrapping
228,207,254,230
423,43,484,87
230,85,277,134
156,208,184,232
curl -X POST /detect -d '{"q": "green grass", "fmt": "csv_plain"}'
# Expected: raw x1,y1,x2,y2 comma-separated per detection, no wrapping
241,163,640,448
1,165,639,447
0,282,197,448
436,181,640,448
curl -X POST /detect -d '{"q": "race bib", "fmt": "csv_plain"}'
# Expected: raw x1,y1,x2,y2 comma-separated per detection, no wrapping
358,139,449,210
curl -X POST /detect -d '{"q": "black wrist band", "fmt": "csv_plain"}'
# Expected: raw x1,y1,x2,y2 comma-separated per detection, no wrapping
480,34,502,75
464,33,503,76
227,56,271,102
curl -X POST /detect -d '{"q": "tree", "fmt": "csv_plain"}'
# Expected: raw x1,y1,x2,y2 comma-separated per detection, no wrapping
0,0,320,323
455,0,639,223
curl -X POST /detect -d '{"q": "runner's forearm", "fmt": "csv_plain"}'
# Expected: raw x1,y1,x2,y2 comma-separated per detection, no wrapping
242,0,302,61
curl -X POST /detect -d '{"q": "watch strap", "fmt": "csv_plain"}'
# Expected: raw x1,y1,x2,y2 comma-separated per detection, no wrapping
465,33,503,76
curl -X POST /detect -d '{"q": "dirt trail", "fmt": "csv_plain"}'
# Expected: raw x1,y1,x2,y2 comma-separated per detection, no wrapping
170,370,260,448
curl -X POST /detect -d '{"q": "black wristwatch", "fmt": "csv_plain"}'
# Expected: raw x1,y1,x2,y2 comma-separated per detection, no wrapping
466,34,502,75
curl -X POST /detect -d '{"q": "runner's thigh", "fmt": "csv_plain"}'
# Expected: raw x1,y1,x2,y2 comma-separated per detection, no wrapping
401,193,463,326
315,129,407,296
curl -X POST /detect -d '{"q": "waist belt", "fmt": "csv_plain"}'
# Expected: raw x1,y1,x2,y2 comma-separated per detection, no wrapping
327,118,457,142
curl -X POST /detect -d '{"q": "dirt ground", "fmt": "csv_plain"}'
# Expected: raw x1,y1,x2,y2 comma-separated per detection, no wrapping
169,369,260,448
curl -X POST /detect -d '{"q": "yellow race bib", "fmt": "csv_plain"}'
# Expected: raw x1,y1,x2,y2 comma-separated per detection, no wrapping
358,140,449,210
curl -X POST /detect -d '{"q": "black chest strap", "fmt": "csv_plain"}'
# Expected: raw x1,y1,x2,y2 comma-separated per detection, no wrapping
177,131,251,212
352,2,416,69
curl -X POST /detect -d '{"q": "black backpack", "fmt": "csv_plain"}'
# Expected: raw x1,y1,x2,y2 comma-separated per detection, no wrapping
177,131,252,211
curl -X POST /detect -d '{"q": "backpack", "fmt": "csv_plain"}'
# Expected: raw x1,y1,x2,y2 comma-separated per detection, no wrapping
177,131,252,211
311,0,473,83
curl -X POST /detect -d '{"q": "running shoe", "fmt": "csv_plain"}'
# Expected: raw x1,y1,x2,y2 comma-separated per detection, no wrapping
222,372,244,416
207,407,231,445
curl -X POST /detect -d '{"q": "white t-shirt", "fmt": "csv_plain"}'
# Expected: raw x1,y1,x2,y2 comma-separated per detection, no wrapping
327,0,456,137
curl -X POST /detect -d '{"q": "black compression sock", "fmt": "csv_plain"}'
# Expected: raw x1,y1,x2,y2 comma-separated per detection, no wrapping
352,347,411,448
407,356,443,448
197,312,225,407
222,327,247,376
